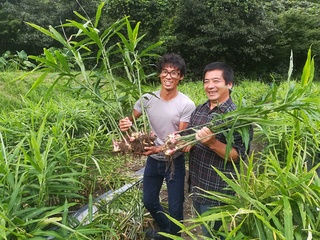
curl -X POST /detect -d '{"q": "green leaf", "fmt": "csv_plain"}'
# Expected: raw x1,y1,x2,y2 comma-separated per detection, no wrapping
94,2,105,28
283,196,293,239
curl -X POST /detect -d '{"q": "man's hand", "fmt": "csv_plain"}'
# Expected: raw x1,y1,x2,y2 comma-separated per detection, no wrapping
195,127,216,146
181,145,192,152
142,146,162,156
119,117,132,132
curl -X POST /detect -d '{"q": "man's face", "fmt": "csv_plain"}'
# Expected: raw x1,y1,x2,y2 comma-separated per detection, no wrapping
203,69,232,104
159,65,183,90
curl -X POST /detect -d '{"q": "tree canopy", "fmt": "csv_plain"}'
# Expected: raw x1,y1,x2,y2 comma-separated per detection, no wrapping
169,0,277,77
1,0,319,79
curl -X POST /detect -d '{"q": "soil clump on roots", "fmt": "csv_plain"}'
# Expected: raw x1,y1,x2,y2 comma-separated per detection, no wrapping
113,131,157,156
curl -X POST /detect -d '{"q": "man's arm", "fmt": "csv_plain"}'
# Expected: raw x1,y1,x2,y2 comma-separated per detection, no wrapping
196,126,239,161
179,121,189,131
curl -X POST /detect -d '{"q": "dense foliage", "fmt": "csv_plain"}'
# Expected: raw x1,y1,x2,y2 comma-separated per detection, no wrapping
1,2,320,239
1,0,319,78
170,0,276,77
0,0,100,54
269,0,320,76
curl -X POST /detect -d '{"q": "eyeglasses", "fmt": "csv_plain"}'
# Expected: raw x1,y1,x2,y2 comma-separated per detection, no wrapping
160,69,180,78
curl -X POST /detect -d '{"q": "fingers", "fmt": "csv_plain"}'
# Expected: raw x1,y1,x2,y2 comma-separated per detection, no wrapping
182,145,192,152
144,146,162,155
195,127,206,140
119,117,132,131
196,127,214,141
202,126,210,133
195,133,201,141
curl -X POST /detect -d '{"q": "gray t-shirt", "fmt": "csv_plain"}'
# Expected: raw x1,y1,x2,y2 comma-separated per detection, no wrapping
134,90,195,160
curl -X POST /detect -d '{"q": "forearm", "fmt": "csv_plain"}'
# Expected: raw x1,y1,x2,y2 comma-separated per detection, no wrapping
206,140,239,162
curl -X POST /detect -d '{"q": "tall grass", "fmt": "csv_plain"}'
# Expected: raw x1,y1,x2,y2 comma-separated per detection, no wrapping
0,96,148,238
1,2,161,238
23,2,162,138
2,65,319,238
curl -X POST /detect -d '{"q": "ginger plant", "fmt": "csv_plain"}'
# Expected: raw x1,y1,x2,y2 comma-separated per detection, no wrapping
19,2,162,154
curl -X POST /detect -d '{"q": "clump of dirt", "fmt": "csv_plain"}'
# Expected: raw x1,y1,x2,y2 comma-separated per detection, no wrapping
113,131,157,155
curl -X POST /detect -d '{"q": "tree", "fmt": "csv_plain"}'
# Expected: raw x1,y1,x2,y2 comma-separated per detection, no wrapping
268,0,320,76
1,0,319,79
102,0,178,54
0,1,23,53
0,0,100,55
170,0,277,78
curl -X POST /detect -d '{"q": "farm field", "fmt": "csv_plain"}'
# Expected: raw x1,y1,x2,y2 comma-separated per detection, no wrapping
1,0,320,238
1,58,320,239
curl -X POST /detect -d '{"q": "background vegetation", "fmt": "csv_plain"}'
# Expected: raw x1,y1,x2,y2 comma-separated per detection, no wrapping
1,1,320,239
1,0,320,78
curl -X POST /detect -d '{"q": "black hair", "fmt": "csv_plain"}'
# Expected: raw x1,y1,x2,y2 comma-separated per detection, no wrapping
156,53,186,76
202,62,234,84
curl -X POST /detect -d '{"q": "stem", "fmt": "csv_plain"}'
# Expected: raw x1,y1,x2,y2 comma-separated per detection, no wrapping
170,122,254,153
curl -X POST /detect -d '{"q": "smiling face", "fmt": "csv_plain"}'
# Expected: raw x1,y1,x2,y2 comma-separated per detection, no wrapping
159,65,184,91
204,69,232,108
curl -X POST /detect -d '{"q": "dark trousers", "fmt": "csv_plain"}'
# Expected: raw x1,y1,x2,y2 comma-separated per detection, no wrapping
143,155,185,235
193,201,225,239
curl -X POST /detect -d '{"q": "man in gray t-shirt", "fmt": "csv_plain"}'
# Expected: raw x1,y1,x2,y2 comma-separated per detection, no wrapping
119,53,195,239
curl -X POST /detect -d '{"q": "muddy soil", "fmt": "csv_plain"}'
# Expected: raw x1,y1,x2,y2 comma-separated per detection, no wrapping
114,132,157,155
